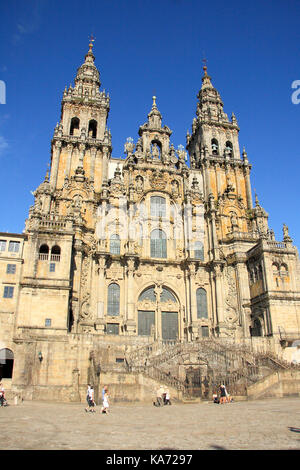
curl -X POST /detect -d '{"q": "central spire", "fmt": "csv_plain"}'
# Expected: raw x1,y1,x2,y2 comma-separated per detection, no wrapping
147,95,162,129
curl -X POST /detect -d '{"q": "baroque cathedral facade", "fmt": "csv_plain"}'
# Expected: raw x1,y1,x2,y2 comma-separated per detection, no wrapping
0,41,300,401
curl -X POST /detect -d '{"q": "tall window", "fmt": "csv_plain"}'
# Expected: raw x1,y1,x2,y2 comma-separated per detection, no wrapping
107,283,120,316
88,119,97,138
0,240,6,251
8,241,20,253
196,288,208,319
225,141,233,158
211,138,219,155
150,229,167,259
3,286,14,298
194,241,204,260
151,196,166,218
70,117,80,136
110,234,120,255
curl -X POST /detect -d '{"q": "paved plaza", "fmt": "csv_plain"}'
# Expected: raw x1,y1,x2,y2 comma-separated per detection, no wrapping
1,397,300,451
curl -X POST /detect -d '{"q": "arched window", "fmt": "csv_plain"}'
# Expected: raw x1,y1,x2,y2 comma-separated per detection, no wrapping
138,287,156,302
272,263,280,276
88,119,97,138
151,196,166,218
225,141,233,158
160,287,177,303
280,264,288,276
150,229,167,259
196,288,208,319
70,117,80,136
194,241,204,260
110,234,120,255
39,244,49,260
0,348,14,379
107,283,120,316
211,138,219,155
51,245,61,262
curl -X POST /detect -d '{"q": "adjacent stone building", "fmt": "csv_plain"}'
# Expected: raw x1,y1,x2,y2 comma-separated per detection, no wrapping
1,41,300,401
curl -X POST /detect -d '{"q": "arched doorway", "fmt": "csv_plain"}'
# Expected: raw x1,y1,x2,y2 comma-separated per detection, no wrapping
137,286,179,342
0,348,14,379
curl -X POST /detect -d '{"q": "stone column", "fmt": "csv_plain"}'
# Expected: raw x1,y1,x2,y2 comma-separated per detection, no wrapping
102,146,109,182
215,162,221,195
126,257,137,335
95,256,106,333
189,264,199,340
234,166,241,198
90,146,97,182
235,259,251,336
244,167,253,209
213,264,225,328
208,194,219,261
78,143,85,169
50,140,62,190
72,239,84,332
66,143,73,178
203,159,211,200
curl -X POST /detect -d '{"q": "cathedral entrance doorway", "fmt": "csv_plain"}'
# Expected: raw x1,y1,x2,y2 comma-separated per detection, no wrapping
137,286,179,341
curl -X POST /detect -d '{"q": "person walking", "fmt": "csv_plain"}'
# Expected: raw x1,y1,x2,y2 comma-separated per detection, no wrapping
101,389,110,414
85,385,95,412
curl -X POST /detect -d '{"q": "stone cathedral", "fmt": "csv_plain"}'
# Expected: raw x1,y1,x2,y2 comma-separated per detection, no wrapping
0,42,300,402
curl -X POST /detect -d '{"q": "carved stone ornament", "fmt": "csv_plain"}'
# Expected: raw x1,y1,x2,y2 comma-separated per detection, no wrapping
150,171,166,190
224,265,239,325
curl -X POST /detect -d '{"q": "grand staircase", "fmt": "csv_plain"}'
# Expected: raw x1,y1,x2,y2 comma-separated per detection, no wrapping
124,338,300,399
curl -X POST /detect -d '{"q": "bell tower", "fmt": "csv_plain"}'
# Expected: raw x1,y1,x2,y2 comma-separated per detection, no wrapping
186,64,256,242
49,39,111,194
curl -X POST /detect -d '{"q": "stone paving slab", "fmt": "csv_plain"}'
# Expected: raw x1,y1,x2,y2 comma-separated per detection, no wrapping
0,397,300,450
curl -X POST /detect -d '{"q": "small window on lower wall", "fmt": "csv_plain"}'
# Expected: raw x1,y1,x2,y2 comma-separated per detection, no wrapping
201,326,209,337
49,263,56,272
45,318,52,327
106,323,119,335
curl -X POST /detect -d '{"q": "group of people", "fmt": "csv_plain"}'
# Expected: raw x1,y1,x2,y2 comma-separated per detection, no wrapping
212,383,233,404
154,385,171,406
85,384,110,414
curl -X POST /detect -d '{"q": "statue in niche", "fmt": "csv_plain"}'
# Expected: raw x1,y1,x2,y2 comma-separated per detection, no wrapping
230,212,239,232
135,175,144,193
73,194,83,209
171,180,179,197
151,143,160,160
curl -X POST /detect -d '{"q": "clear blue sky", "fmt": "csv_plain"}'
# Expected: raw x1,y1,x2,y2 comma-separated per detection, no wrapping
0,0,300,249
